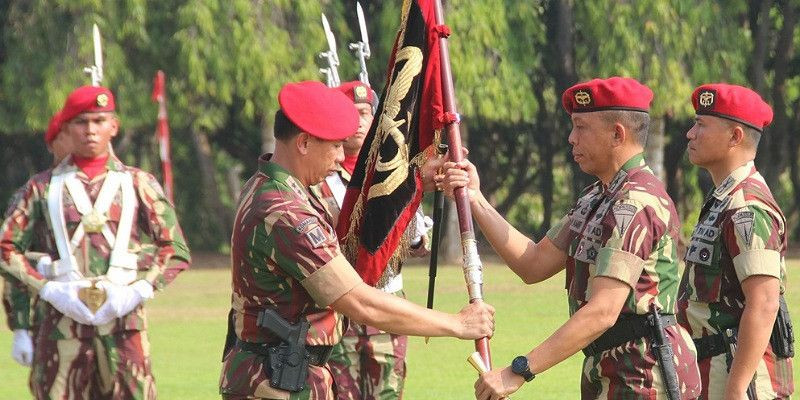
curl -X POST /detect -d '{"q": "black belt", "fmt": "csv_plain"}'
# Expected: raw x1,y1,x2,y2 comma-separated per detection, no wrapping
694,327,737,360
237,340,333,366
583,313,676,357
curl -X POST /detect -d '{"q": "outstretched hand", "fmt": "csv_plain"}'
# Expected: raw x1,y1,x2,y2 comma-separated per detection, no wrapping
474,366,524,400
456,300,495,340
438,156,481,202
420,147,468,192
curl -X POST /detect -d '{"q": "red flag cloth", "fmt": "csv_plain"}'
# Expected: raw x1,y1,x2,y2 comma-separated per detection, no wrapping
336,0,443,287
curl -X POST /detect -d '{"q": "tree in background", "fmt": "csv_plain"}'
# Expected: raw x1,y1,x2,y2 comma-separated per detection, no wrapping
1,1,799,252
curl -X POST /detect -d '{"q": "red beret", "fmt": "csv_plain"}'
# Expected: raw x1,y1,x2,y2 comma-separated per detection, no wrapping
278,81,359,141
562,77,653,115
44,112,62,144
692,83,773,132
337,81,378,108
60,85,116,124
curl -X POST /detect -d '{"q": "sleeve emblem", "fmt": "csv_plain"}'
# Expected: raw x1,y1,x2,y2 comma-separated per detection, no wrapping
732,210,755,246
612,203,637,235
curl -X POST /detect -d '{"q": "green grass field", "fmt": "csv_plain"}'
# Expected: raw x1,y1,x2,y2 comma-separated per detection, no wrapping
0,261,798,399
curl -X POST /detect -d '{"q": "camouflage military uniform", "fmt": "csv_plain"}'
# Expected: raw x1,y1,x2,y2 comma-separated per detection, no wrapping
2,186,47,341
677,161,793,399
546,153,701,399
310,167,409,400
0,155,191,400
219,155,362,400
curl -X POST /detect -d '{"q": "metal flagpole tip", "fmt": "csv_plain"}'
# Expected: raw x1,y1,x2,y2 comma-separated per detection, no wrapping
467,351,489,375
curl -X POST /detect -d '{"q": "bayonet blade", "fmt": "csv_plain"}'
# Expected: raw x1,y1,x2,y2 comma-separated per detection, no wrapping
93,24,103,84
321,14,339,65
356,2,371,58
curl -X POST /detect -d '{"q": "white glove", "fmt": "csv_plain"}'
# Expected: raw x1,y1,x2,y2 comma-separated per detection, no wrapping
35,255,52,276
38,280,94,325
411,214,434,247
11,329,33,367
93,280,154,325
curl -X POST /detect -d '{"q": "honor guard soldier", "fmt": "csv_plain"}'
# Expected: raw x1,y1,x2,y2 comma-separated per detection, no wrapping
3,112,73,368
0,85,192,399
677,83,794,399
442,77,702,399
218,81,493,400
315,81,431,400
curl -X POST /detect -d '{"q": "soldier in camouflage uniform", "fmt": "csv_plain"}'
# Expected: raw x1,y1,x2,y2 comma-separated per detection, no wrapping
3,112,73,368
677,83,793,399
312,81,431,400
218,81,494,400
0,85,191,400
442,77,701,399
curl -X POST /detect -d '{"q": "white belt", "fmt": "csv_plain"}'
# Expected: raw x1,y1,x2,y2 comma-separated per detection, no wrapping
47,168,138,284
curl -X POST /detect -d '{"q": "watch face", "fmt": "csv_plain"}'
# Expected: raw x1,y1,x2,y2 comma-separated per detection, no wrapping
511,356,528,374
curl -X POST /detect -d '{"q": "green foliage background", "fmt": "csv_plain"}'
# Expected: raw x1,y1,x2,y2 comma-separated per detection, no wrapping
2,1,800,249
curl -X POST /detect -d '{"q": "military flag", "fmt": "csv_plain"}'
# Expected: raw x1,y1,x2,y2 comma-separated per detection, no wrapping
337,0,446,287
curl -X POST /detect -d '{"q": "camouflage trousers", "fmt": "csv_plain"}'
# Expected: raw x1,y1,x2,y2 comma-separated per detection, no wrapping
696,348,793,400
219,341,335,400
581,325,702,399
328,323,408,400
30,328,156,400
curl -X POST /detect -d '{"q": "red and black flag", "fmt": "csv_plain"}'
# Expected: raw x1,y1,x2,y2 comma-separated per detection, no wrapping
337,0,448,286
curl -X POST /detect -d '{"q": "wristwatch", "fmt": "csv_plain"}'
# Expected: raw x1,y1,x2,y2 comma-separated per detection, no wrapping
510,355,535,382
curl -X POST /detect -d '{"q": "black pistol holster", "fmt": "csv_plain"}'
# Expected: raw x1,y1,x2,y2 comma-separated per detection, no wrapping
770,295,794,358
254,310,312,392
695,294,794,361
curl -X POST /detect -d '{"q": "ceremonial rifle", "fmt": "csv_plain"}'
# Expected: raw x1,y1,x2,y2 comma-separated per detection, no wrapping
83,24,103,86
348,2,371,86
319,14,341,87
433,0,492,369
151,71,174,202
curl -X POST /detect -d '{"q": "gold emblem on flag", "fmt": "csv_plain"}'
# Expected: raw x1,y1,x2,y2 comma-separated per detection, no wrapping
96,93,109,107
698,91,715,108
82,209,108,233
78,280,107,313
575,90,591,106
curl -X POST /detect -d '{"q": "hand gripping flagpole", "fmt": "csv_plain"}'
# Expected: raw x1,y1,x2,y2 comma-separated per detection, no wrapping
433,0,491,370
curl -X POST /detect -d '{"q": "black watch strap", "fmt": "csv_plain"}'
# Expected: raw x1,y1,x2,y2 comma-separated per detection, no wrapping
511,355,535,382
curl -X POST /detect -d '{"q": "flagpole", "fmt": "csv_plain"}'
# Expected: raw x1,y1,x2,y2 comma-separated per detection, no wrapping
432,0,491,370
152,70,174,202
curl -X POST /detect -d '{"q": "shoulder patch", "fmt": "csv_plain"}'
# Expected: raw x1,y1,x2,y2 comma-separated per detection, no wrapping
732,210,755,246
295,217,318,233
612,203,638,235
295,217,328,248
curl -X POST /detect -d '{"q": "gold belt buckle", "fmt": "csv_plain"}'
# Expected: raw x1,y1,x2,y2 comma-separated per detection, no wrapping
77,280,107,313
82,209,108,233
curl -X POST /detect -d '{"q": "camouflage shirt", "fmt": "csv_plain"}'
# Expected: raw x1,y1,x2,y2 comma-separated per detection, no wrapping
227,155,361,346
221,155,362,399
547,153,701,399
677,161,792,398
0,155,191,339
2,185,44,331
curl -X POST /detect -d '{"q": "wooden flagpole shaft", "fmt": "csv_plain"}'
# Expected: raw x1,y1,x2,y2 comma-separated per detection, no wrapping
433,0,491,370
